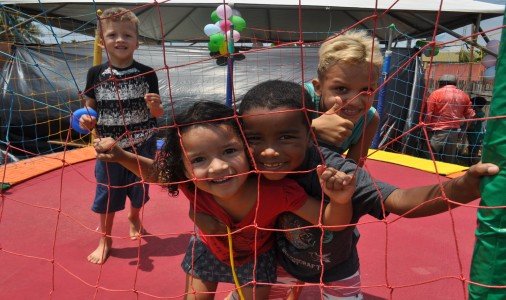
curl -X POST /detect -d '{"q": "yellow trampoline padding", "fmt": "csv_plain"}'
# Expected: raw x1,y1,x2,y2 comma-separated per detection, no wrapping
2,147,468,187
1,146,96,186
365,149,469,177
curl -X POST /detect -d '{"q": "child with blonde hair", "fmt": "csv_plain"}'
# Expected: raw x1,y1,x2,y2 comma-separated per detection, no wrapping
309,30,383,166
79,7,163,264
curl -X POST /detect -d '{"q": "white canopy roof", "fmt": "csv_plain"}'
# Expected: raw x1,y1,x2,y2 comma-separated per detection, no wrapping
3,0,505,43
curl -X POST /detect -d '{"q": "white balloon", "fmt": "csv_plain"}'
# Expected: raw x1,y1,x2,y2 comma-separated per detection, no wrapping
204,24,221,36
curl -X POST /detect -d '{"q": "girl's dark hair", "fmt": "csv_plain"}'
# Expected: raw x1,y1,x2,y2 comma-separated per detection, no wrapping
154,101,241,196
238,80,314,129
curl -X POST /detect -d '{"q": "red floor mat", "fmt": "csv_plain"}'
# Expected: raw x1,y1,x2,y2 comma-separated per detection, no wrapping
0,159,478,299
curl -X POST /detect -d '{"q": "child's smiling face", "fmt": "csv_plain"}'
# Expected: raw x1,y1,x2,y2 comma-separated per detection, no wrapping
181,124,250,201
100,20,139,67
314,62,377,124
242,106,312,181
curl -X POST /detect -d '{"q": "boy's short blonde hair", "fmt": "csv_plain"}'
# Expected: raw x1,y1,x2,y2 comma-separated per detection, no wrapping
317,30,383,81
100,7,139,35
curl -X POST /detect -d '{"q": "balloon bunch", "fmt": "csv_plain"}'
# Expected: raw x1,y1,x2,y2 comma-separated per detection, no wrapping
481,39,500,81
204,4,247,65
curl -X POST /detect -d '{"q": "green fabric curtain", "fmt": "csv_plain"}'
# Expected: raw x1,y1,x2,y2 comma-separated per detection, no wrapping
469,11,506,299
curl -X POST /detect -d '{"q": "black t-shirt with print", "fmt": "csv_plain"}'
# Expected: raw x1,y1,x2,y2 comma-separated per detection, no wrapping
84,60,159,148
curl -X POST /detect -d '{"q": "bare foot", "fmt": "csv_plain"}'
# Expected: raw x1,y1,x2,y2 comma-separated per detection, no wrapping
87,237,112,264
128,214,146,240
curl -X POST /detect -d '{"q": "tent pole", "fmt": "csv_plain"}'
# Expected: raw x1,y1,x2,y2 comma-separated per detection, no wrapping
93,9,102,66
372,24,394,149
401,54,421,153
226,24,235,107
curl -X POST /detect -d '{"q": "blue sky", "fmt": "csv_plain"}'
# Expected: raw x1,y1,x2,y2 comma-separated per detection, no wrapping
436,14,504,51
426,0,505,49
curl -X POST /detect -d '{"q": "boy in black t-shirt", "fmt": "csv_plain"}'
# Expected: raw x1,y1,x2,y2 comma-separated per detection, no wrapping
79,7,163,264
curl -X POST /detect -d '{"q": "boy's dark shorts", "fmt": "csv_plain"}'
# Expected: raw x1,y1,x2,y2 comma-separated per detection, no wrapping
92,136,157,214
181,235,277,285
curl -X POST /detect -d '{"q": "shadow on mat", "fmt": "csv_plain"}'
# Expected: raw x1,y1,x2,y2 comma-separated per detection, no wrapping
110,232,192,271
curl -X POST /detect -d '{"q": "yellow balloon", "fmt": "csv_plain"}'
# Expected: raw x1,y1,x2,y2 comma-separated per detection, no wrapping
219,42,228,55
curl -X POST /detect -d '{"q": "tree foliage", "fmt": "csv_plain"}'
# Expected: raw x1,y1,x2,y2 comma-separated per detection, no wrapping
458,46,482,63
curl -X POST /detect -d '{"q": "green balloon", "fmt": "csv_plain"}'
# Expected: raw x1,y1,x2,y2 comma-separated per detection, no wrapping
211,10,221,23
208,42,220,52
209,33,225,46
230,16,246,31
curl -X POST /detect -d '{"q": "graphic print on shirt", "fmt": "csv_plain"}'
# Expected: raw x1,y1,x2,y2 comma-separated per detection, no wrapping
278,212,333,264
94,66,156,148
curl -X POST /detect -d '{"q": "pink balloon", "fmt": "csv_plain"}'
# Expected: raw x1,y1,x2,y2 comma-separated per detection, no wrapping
486,39,500,53
226,30,241,42
216,4,232,20
482,55,497,68
219,20,231,33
